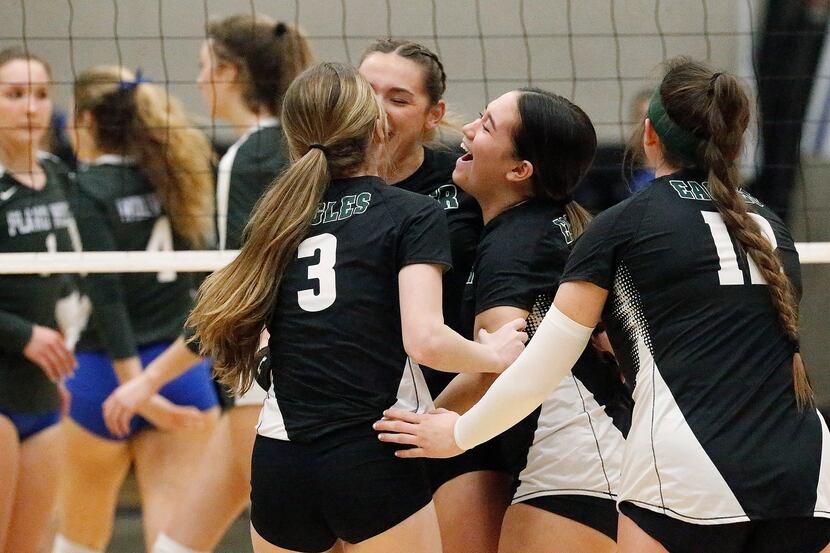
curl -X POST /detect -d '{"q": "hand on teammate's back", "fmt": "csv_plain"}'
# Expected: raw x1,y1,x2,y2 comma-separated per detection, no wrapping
23,324,76,382
479,317,528,373
375,407,464,459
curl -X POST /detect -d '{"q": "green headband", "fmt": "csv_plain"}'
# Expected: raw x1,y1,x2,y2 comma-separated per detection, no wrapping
647,88,703,161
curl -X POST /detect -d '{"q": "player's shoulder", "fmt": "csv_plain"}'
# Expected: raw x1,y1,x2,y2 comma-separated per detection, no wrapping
237,125,287,162
484,200,571,262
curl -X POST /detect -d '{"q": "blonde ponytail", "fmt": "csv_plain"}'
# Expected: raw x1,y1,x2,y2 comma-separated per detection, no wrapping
187,62,385,393
73,66,214,248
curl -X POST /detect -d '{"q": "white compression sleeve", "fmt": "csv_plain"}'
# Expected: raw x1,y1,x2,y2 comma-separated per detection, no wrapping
453,305,594,451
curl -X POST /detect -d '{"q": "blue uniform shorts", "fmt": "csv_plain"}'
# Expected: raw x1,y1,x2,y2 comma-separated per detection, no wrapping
65,341,219,441
0,407,60,441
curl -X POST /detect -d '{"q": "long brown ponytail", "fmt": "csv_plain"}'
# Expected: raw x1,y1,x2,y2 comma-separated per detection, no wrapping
74,66,214,248
657,57,811,408
187,62,386,393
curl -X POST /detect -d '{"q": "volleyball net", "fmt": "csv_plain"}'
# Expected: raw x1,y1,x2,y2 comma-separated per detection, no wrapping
0,0,829,267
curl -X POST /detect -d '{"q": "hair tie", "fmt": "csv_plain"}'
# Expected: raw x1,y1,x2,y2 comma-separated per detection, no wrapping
647,87,703,161
274,22,288,37
708,72,723,96
118,69,150,92
308,143,327,155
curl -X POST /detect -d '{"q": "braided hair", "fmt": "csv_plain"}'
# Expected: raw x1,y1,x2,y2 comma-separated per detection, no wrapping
360,39,447,105
651,57,811,408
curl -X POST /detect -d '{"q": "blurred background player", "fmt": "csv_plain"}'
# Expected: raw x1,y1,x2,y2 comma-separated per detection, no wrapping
0,47,79,553
102,16,314,553
54,65,219,553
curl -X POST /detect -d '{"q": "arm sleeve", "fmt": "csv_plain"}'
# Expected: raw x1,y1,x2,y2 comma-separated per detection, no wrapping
396,198,454,271
453,305,594,450
72,191,138,359
0,310,33,353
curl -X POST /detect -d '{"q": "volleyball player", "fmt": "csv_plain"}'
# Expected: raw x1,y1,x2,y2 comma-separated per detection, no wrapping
100,17,314,553
435,88,629,552
53,66,219,553
377,57,830,553
0,47,80,553
186,62,526,553
359,39,504,553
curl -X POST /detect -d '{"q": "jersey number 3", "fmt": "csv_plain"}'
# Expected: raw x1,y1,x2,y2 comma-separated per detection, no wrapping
298,233,337,312
701,211,777,286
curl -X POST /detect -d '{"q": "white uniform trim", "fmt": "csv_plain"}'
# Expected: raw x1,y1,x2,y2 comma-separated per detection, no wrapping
256,383,288,440
390,357,434,414
613,264,746,524
216,117,279,251
256,357,434,442
513,373,625,504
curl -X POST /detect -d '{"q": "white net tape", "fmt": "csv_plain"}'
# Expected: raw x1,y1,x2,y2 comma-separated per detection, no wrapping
0,243,828,274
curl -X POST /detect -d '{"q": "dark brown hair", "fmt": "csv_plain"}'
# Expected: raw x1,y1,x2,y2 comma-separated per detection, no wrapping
206,15,313,115
512,87,595,238
646,56,811,408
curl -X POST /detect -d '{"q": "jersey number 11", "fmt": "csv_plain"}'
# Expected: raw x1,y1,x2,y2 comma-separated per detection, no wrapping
701,211,777,286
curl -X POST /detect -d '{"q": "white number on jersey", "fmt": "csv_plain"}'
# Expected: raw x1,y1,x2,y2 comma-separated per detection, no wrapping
701,211,778,285
297,233,337,312
146,216,176,283
41,232,57,277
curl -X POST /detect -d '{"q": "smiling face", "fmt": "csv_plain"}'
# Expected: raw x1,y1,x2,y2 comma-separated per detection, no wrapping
0,58,52,152
196,40,238,119
359,51,444,164
453,90,525,199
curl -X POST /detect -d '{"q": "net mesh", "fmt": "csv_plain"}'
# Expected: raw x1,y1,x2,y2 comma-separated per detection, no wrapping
0,0,828,270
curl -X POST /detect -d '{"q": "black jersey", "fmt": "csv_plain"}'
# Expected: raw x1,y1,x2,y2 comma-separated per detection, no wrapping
462,199,629,500
217,121,288,250
71,157,196,359
257,176,452,443
396,146,483,395
0,154,78,412
561,169,830,523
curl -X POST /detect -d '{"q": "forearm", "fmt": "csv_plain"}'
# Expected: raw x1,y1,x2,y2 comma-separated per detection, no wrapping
113,356,144,384
411,323,498,374
454,306,593,450
143,336,202,391
434,372,498,413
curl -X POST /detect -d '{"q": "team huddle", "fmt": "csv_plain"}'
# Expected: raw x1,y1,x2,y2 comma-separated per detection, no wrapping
0,11,829,553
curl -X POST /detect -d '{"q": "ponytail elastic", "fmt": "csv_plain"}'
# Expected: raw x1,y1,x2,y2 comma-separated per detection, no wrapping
118,69,150,92
647,87,703,161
